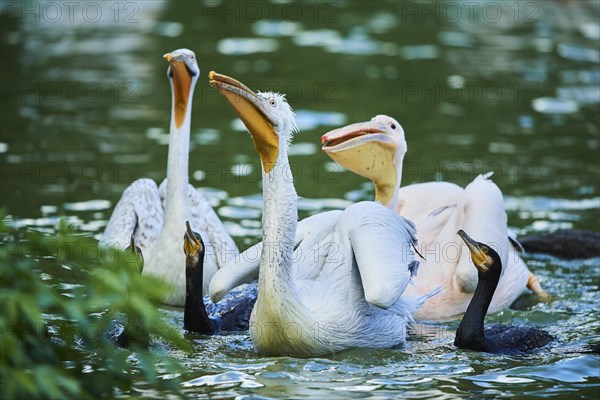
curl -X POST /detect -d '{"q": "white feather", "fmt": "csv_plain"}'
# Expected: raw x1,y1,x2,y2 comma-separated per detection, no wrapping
321,115,539,320
224,94,433,356
399,175,530,320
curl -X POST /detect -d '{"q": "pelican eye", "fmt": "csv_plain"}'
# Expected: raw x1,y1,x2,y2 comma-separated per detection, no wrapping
391,123,396,129
269,98,276,107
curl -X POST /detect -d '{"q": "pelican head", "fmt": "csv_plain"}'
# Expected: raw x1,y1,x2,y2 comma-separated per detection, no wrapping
321,115,406,207
209,71,297,173
164,48,199,128
457,230,502,278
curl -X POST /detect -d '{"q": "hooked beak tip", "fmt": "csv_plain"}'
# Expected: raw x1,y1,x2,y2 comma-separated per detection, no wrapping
457,230,474,246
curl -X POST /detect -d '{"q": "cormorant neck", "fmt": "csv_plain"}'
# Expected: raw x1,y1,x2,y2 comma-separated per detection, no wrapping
184,256,216,334
454,272,499,350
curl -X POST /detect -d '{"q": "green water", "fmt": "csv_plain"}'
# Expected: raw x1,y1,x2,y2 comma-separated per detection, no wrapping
1,0,599,398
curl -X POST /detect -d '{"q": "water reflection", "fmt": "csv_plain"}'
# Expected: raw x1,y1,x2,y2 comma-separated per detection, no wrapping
1,0,599,398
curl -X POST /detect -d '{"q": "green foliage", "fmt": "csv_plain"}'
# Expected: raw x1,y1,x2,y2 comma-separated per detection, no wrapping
0,212,191,399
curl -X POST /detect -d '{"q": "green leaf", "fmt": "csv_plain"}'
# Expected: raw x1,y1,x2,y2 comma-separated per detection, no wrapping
0,212,185,398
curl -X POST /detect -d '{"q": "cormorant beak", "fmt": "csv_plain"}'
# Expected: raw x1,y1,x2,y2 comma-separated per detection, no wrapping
128,234,136,252
209,71,279,173
164,52,195,129
322,120,397,203
125,234,144,272
457,230,491,273
183,221,202,256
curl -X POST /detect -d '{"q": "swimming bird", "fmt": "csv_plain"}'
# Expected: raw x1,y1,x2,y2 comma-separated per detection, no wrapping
454,230,553,354
321,115,549,320
183,221,256,334
113,235,149,348
518,229,600,259
99,49,238,305
209,71,437,356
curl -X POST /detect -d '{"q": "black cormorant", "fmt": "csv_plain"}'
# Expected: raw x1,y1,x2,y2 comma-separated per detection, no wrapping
455,230,554,354
183,221,256,334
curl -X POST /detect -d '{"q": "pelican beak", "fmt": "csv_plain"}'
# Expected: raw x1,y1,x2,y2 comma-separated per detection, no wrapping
164,52,194,129
183,221,202,256
457,230,490,272
209,71,279,173
322,120,397,201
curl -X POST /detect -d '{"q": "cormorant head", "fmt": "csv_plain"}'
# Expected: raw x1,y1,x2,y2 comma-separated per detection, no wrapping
209,71,298,173
457,230,502,279
163,48,199,128
124,235,144,273
183,221,205,268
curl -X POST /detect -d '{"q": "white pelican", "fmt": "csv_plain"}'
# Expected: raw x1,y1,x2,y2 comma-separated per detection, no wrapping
453,230,553,354
209,71,438,355
100,49,238,305
321,115,549,320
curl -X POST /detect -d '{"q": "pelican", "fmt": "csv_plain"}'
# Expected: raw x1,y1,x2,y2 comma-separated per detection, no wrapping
100,49,238,305
454,230,553,354
321,115,549,320
209,71,438,355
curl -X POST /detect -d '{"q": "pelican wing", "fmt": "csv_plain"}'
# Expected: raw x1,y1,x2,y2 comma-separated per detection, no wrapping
209,240,262,303
99,178,163,251
187,184,240,267
156,178,240,267
396,181,462,221
343,201,417,309
507,228,525,252
209,210,342,302
396,181,463,249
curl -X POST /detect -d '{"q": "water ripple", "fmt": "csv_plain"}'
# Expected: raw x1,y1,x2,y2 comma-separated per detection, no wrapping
292,29,341,47
532,97,579,114
182,371,263,388
252,20,302,37
64,199,111,212
557,43,600,63
500,356,600,383
218,38,279,55
505,196,600,212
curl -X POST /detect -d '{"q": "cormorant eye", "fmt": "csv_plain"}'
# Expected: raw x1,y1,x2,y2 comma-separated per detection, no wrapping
391,123,396,129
